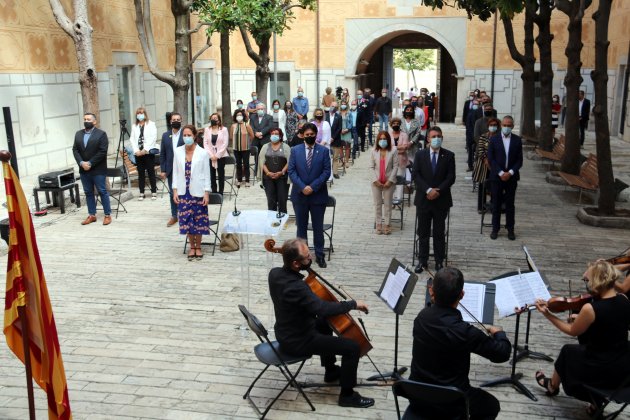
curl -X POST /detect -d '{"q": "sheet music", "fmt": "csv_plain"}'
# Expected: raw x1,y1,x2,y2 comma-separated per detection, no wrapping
490,270,550,317
380,267,409,309
458,283,485,323
523,271,551,300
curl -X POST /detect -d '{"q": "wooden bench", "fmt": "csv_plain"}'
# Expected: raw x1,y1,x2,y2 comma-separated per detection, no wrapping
119,150,167,195
535,135,565,167
558,153,599,204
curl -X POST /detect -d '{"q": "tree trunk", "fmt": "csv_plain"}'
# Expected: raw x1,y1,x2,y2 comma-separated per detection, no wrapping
255,36,271,104
410,69,417,88
535,0,554,151
220,30,232,125
173,10,191,123
592,0,615,215
558,0,586,174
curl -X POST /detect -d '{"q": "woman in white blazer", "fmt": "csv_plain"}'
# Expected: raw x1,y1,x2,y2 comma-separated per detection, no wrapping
172,125,211,260
268,99,287,139
130,107,159,200
203,113,230,195
370,130,399,235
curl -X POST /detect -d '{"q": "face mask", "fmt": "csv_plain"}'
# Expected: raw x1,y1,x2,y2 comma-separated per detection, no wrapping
378,139,388,148
391,125,401,132
270,134,280,143
210,120,218,126
236,115,244,123
273,105,279,110
183,136,194,145
252,96,257,101
382,92,387,97
553,98,559,103
430,137,443,149
171,121,181,129
237,104,243,109
472,105,478,110
341,105,347,110
299,259,312,271
411,101,417,107
351,106,356,111
469,96,474,100
137,114,145,121
484,111,493,117
488,126,498,133
315,115,323,120
304,135,316,145
404,112,414,118
357,95,363,100
84,121,94,130
329,107,336,113
297,92,303,97
257,110,264,117
502,127,512,136
286,103,292,108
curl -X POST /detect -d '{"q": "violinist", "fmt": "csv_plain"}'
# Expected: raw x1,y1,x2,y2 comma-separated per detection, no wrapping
409,267,511,420
534,260,630,414
613,261,630,296
268,238,374,408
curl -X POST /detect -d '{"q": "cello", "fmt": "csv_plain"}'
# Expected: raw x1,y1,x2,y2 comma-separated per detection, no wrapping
264,239,373,357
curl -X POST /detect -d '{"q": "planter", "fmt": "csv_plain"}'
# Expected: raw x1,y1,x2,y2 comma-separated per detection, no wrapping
576,207,630,229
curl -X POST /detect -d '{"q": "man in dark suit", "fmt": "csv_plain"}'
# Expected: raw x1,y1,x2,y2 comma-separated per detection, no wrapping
487,115,523,240
413,126,456,273
249,102,274,174
327,102,343,179
72,112,112,225
462,91,474,124
578,90,590,147
356,89,371,152
159,112,184,227
288,122,331,268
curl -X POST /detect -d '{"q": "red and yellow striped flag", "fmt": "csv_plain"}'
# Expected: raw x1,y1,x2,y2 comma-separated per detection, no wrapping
3,161,72,420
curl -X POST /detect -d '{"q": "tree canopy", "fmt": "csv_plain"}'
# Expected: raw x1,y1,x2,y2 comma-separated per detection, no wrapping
393,49,437,72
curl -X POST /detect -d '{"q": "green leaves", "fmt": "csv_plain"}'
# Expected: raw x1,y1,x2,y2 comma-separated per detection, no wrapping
421,0,524,21
393,49,437,71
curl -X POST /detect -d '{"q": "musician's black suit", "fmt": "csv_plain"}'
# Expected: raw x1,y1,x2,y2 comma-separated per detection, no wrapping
413,147,456,266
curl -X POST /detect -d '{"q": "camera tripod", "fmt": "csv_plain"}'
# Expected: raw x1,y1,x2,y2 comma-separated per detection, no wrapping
114,119,130,169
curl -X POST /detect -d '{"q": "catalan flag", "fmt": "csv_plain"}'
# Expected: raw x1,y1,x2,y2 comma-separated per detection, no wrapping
3,160,72,420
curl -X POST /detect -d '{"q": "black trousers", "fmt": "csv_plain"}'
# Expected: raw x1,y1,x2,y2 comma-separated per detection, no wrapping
233,150,250,182
357,123,368,151
263,177,289,213
579,118,588,145
406,387,500,420
417,206,448,265
136,153,157,194
490,178,517,232
283,318,360,392
210,157,225,194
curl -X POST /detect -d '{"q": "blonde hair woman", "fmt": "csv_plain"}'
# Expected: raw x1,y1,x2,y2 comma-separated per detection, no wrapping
130,107,159,200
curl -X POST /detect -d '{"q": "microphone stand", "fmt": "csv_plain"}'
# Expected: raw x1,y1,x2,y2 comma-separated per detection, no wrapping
232,184,241,216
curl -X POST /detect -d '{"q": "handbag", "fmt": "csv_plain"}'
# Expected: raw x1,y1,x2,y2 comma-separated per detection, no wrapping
149,148,160,155
219,233,240,252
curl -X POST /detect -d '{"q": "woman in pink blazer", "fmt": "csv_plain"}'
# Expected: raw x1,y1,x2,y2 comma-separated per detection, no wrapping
370,131,399,235
203,113,230,195
388,117,410,200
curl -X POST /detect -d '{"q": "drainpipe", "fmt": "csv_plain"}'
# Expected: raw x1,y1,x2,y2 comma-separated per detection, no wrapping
490,9,497,99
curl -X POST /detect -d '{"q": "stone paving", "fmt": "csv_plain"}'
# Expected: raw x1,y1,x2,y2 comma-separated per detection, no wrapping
0,124,628,420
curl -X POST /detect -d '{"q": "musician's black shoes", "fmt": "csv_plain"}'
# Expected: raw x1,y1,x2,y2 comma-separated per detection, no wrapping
490,231,498,240
324,365,341,383
338,392,375,408
316,256,327,268
414,263,427,274
508,231,516,240
435,262,444,271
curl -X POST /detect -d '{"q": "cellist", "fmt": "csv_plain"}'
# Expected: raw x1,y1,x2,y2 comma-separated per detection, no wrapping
533,260,630,415
268,238,374,408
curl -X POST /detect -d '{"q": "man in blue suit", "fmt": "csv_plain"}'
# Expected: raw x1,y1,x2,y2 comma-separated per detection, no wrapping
288,122,331,268
159,112,184,227
487,115,523,240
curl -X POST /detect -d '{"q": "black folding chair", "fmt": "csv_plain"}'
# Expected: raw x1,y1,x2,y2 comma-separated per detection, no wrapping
391,176,406,229
223,155,237,199
307,195,336,261
238,305,315,419
183,193,223,256
392,379,469,420
584,376,630,420
105,167,128,218
249,145,259,185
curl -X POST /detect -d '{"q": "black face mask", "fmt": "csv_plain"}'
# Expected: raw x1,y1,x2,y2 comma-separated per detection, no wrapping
392,125,401,132
210,120,218,126
404,112,414,118
315,115,323,120
411,101,417,107
484,111,493,117
299,259,312,271
304,136,316,145
84,121,94,130
171,121,181,129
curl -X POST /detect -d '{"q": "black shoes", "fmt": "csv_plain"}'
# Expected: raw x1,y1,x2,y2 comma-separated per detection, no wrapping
435,262,444,271
333,174,340,179
316,256,327,268
415,263,427,274
508,231,516,240
338,392,375,408
324,365,341,383
490,231,498,240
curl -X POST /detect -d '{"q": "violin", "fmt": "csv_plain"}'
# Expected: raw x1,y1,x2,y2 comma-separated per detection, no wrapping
546,294,593,313
607,247,630,266
264,239,373,357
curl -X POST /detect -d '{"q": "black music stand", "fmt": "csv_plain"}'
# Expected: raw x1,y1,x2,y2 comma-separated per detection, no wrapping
424,280,496,324
367,258,418,382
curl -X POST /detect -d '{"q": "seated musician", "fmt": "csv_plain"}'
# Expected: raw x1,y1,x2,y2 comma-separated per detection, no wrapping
268,238,374,408
409,267,511,420
534,260,630,414
613,262,630,296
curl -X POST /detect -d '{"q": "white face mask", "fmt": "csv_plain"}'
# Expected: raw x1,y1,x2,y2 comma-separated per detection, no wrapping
137,114,145,121
236,115,244,123
489,126,498,133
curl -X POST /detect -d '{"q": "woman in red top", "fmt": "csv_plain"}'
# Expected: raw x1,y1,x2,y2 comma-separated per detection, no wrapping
552,94,561,138
369,131,399,235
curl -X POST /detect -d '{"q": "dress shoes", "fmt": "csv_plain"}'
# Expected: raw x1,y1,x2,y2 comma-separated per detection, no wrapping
338,392,375,408
81,215,97,225
435,262,444,271
166,217,178,227
508,231,516,240
490,231,498,240
316,256,327,268
333,174,340,179
102,215,112,226
415,263,427,274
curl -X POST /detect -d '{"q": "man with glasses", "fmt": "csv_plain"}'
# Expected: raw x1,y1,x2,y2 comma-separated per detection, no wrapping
487,115,523,240
268,238,374,408
160,112,184,226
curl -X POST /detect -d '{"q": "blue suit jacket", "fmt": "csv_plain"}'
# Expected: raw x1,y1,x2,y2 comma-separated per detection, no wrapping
487,133,523,181
288,143,331,205
160,130,184,177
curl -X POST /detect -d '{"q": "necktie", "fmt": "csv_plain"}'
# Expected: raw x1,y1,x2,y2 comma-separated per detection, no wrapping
431,152,437,174
138,125,145,150
307,147,313,169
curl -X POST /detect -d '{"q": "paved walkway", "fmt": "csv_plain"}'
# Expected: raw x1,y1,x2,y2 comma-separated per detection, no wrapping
0,124,628,419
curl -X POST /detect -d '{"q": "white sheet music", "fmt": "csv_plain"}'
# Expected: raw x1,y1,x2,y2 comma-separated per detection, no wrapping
458,283,485,323
380,266,410,309
490,271,550,317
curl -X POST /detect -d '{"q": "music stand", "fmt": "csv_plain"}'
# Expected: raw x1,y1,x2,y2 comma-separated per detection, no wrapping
424,280,496,324
367,258,418,381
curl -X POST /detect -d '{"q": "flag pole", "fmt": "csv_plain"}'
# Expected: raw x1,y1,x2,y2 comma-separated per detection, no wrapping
0,151,36,420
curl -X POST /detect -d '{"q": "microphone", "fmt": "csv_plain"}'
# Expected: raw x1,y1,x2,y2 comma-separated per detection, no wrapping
232,184,241,216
